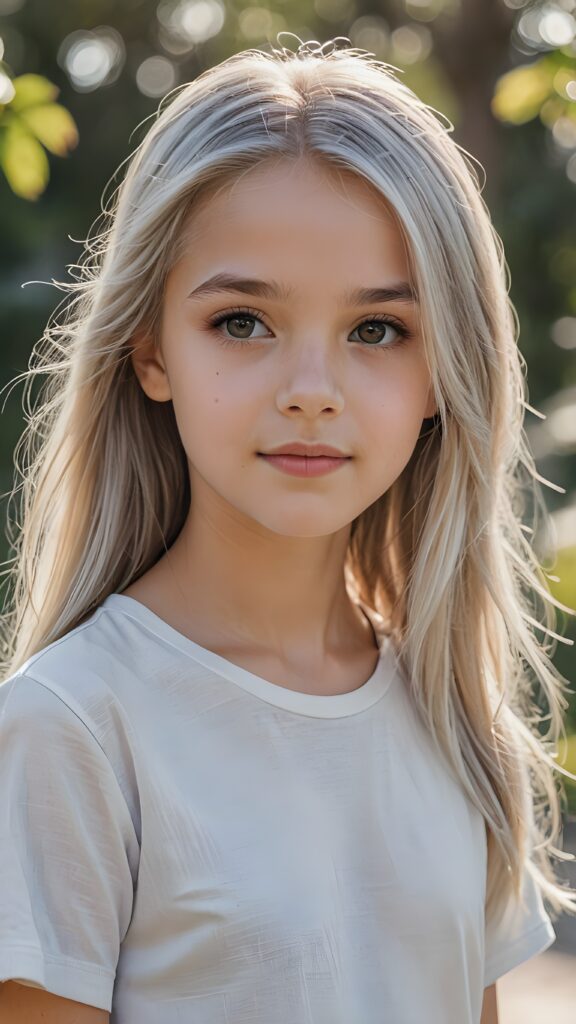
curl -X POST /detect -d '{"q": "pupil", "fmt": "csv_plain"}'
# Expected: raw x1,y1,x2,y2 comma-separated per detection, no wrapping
360,322,384,344
231,317,252,337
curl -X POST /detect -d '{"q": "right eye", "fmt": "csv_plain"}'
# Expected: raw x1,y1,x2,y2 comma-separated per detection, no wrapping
206,307,271,343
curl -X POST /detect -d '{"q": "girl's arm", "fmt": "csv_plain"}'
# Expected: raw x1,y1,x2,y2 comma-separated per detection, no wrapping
0,982,109,1022
480,983,499,1024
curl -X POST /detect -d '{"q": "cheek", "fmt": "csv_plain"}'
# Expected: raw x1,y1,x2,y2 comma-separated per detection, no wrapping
170,366,259,462
354,366,429,482
359,363,429,435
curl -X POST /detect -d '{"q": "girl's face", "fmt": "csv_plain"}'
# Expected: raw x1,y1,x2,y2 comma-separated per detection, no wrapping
132,157,437,538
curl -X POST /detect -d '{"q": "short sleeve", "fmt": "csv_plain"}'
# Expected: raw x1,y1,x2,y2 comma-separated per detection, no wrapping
0,672,140,1012
483,838,556,987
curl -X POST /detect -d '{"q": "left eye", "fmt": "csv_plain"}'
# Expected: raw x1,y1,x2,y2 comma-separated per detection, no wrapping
350,319,406,346
205,307,412,350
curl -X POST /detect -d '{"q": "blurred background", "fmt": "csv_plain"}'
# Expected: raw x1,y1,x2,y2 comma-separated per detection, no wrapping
0,1,575,1008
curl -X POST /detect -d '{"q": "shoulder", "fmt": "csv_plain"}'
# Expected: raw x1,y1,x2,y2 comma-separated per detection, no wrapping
7,602,135,710
1,604,126,746
1,595,168,739
0,605,143,837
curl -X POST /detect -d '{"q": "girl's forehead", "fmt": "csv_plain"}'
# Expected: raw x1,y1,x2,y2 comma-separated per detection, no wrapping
171,194,411,308
169,159,412,298
183,157,400,233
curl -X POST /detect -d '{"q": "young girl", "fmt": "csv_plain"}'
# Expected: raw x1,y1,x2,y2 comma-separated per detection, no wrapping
0,34,574,1024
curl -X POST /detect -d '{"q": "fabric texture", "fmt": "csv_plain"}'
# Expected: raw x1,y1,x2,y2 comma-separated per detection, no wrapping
0,593,556,1022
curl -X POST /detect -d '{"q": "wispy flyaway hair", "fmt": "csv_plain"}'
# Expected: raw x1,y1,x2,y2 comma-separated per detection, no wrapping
1,35,575,928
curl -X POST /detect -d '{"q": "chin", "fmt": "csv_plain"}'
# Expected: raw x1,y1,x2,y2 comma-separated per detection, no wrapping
249,512,354,539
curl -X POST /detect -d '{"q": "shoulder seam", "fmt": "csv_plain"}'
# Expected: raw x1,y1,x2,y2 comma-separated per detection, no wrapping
15,669,109,760
13,605,109,678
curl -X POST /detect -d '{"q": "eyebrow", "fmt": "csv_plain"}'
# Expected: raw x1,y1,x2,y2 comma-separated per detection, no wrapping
186,273,418,306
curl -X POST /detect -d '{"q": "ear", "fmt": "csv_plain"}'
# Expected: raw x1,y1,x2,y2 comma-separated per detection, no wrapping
129,332,172,403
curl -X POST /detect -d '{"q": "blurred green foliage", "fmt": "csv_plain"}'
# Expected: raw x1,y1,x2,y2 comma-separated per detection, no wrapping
557,731,576,816
493,48,576,125
551,546,576,614
0,72,78,198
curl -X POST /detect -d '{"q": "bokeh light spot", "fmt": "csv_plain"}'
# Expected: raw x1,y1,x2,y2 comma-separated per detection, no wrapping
157,0,225,48
553,115,576,147
57,27,125,92
0,68,15,104
552,317,576,350
391,24,432,64
349,16,390,56
136,55,177,97
539,8,576,46
238,7,285,40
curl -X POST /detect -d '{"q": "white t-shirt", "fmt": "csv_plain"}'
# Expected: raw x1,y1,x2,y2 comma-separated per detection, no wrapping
0,593,556,1023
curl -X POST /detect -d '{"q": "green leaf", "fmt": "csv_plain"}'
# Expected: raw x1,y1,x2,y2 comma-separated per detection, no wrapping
492,61,553,125
19,103,78,156
0,123,49,199
10,73,59,112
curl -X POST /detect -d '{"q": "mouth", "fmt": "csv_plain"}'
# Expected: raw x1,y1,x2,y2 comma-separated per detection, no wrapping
257,440,351,459
256,452,351,478
257,453,350,459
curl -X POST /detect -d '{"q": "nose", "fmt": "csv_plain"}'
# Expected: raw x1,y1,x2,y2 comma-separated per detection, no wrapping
274,341,345,418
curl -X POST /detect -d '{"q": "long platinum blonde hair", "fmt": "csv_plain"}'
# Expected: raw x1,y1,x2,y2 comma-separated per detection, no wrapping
1,36,575,927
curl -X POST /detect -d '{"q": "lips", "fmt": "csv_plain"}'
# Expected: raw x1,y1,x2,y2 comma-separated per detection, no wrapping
258,452,350,477
259,443,350,458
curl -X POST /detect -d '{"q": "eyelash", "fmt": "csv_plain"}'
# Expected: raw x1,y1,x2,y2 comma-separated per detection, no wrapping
202,305,413,352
